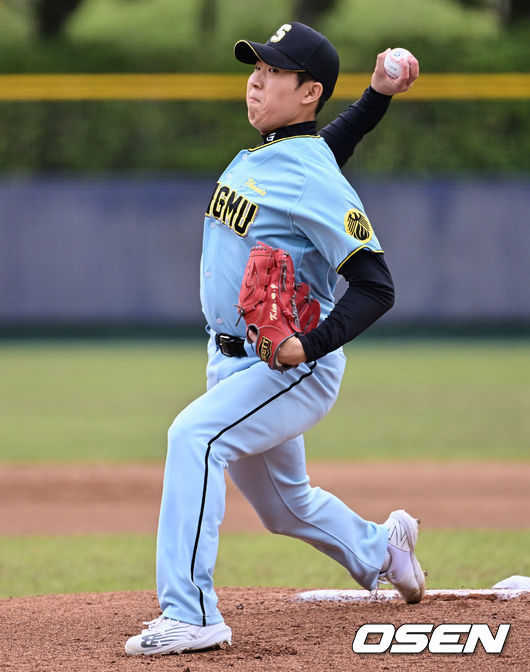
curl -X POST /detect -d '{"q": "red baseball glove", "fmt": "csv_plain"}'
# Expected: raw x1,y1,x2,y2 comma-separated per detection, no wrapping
236,242,320,371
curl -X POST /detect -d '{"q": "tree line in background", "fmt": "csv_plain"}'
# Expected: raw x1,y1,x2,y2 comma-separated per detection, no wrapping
1,0,528,176
18,0,530,38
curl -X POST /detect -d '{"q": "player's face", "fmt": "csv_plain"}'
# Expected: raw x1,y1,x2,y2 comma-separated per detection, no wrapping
246,60,314,134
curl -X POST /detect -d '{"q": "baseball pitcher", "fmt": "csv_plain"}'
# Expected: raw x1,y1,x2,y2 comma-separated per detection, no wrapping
125,22,422,656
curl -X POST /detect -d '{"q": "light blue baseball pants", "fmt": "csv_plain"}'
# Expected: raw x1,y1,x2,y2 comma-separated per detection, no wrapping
156,333,388,626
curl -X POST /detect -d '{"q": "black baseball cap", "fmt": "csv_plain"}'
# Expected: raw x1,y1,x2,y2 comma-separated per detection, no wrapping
234,22,340,102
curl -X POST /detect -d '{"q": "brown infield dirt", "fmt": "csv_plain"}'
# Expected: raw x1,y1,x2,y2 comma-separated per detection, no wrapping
0,461,528,671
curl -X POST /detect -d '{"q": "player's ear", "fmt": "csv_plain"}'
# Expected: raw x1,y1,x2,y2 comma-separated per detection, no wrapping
301,81,323,106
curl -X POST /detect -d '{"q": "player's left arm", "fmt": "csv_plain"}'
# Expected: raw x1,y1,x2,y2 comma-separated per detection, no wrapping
276,250,395,366
319,49,419,169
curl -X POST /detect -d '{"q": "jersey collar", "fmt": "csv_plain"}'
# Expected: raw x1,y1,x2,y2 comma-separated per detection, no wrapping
261,121,318,144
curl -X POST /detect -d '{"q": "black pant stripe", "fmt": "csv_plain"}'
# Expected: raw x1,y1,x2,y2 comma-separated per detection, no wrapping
190,362,317,625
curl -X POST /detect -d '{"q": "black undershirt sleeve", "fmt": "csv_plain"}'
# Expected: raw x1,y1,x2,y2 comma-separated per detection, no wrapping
319,86,392,169
297,250,395,362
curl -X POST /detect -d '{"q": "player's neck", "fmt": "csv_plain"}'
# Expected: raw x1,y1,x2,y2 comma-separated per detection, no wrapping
261,120,318,144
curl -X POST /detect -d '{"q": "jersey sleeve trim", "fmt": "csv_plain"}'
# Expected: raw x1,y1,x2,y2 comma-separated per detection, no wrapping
336,246,384,273
248,135,324,152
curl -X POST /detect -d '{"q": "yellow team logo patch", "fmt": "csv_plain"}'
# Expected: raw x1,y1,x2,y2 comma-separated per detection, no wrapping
258,337,273,363
344,209,373,243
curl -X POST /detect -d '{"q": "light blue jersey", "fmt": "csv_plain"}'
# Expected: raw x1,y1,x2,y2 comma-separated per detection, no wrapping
200,135,382,335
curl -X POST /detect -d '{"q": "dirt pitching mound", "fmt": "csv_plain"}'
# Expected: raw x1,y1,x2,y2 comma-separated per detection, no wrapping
0,588,528,672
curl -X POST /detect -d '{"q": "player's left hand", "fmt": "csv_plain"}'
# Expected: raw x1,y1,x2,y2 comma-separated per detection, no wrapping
371,48,419,96
237,242,319,371
247,331,307,366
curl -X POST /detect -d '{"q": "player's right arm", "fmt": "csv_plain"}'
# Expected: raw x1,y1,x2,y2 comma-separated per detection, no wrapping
319,49,419,168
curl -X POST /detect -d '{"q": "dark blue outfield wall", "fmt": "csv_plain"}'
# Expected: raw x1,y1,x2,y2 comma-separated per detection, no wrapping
0,177,528,331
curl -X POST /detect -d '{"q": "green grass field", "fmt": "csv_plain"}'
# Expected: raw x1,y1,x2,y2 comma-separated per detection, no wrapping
0,340,527,462
1,530,528,599
0,339,528,598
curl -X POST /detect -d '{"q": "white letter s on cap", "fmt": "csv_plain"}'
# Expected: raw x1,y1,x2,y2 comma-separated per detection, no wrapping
270,24,292,43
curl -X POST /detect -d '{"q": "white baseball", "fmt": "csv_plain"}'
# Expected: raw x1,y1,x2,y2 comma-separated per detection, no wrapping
384,48,412,79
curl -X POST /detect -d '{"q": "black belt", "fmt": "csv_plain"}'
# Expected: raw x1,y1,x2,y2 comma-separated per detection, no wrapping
215,333,248,358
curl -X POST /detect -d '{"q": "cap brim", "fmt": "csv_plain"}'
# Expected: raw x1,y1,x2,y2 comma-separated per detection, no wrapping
234,40,305,72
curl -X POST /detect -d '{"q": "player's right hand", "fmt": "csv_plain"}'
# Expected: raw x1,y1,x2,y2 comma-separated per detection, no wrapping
371,48,419,96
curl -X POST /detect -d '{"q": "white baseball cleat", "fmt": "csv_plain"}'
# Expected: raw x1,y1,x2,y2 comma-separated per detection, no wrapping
379,509,426,604
124,615,232,655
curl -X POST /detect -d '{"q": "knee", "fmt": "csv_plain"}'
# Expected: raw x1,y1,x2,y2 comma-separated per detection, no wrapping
166,415,227,468
167,416,184,447
258,509,296,536
257,486,319,535
167,414,201,454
